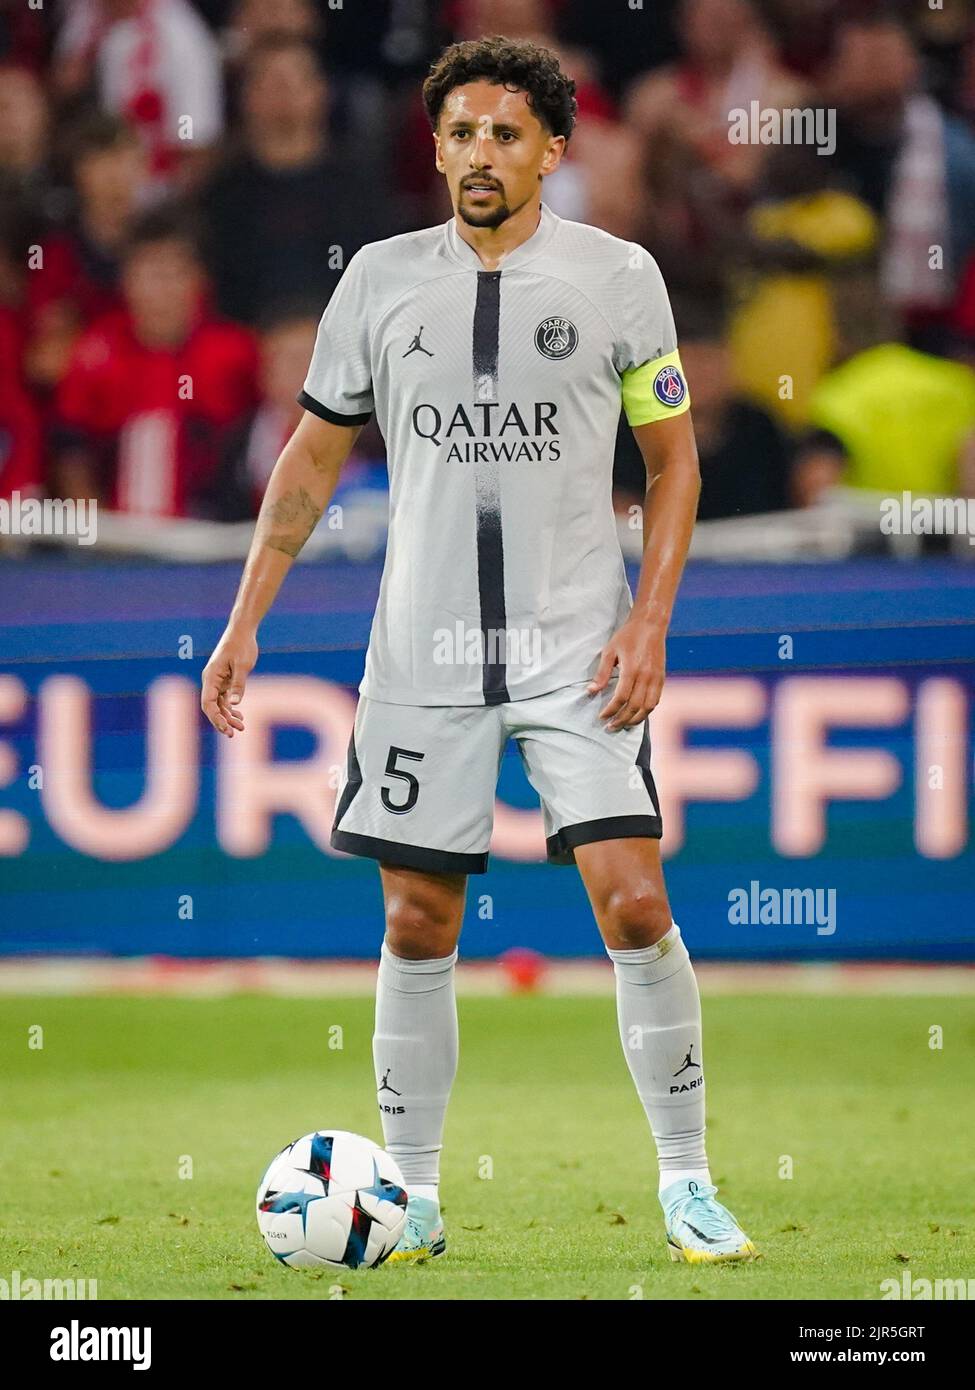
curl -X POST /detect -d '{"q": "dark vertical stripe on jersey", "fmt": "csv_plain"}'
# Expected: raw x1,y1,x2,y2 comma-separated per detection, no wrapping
472,270,509,704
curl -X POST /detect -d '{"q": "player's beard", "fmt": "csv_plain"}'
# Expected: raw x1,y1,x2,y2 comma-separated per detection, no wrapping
458,185,510,228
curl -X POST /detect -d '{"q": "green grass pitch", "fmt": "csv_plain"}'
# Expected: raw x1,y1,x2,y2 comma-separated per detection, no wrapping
2,993,972,1300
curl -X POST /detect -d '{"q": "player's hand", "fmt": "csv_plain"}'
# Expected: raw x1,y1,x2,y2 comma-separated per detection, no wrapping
587,617,666,731
201,627,258,737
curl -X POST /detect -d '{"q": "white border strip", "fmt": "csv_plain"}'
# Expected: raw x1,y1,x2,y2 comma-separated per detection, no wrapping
0,957,971,996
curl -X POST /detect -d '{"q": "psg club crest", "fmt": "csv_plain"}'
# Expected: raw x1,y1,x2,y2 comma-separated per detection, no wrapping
652,363,687,407
534,316,578,360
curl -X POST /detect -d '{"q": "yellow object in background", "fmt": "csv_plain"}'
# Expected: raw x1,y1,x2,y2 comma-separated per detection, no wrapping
729,191,880,430
730,274,836,429
750,190,878,261
809,344,975,495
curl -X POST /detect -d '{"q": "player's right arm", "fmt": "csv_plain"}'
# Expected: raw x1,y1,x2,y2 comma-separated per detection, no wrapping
200,411,362,737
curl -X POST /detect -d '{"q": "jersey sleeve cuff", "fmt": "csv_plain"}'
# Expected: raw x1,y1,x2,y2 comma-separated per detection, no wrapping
621,349,691,426
297,389,373,426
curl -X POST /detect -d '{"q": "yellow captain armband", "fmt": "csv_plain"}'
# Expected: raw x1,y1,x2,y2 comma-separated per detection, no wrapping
621,349,691,426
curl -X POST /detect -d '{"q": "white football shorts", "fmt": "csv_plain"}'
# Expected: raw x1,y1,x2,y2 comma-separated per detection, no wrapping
331,677,662,874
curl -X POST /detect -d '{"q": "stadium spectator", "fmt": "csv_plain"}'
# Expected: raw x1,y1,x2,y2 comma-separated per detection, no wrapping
0,189,31,312
951,245,975,342
51,0,224,193
794,340,975,504
677,295,795,519
613,294,794,519
201,34,388,326
624,0,810,259
448,0,613,111
556,0,682,100
0,0,53,74
727,141,879,430
758,0,845,81
52,207,257,516
540,26,646,241
911,0,974,115
680,299,794,519
817,15,975,343
195,303,318,521
0,301,42,500
0,63,49,191
25,113,147,392
221,0,321,69
0,198,42,501
218,0,324,131
961,15,975,124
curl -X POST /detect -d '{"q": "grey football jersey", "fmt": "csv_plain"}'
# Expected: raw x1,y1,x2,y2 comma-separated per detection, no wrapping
300,202,690,706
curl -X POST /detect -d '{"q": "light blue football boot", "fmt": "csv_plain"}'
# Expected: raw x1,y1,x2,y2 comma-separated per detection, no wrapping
386,1195,446,1263
660,1178,758,1263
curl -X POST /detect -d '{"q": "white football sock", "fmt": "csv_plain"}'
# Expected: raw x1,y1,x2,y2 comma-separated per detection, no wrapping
606,923,711,1196
373,939,458,1191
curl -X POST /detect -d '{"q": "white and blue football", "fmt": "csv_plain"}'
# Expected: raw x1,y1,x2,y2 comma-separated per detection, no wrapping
256,1130,408,1270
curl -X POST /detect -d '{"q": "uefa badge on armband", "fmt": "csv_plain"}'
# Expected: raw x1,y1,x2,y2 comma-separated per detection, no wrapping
652,363,687,407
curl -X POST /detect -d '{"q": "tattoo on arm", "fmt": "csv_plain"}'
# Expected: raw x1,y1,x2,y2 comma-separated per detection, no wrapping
259,486,323,558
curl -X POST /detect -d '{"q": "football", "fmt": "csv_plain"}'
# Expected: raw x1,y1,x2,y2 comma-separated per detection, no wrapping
256,1130,409,1269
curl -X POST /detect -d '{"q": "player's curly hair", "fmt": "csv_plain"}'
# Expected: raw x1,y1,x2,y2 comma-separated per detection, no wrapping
422,35,577,142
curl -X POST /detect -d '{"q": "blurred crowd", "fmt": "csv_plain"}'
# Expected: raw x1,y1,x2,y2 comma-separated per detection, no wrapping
2,0,975,528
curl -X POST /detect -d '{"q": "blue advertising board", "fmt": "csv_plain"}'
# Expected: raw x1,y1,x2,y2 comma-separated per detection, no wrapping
1,557,972,960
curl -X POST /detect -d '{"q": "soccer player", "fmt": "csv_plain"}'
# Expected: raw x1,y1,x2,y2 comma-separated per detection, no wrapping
202,36,756,1265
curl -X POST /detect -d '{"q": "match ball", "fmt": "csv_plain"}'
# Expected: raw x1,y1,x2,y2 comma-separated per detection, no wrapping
256,1130,408,1269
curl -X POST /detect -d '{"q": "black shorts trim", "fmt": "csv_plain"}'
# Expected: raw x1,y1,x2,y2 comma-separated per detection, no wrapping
332,728,363,829
546,814,663,866
330,828,489,875
297,390,372,427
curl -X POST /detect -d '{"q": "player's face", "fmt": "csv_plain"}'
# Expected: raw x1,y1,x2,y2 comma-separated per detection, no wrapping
434,81,564,229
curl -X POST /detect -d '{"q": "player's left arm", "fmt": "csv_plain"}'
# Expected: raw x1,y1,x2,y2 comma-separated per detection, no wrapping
588,410,701,730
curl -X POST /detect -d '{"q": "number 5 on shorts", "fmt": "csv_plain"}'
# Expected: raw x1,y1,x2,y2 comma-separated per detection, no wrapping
381,746,425,815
